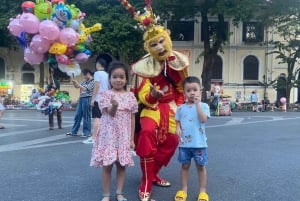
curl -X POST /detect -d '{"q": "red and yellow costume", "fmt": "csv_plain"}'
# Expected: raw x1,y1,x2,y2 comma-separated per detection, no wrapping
120,1,189,200
133,51,188,200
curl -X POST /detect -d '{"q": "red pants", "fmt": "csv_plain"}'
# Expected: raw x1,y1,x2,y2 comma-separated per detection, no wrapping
135,117,179,166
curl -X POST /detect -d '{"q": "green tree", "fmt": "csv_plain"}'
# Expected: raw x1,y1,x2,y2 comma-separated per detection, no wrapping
267,11,300,104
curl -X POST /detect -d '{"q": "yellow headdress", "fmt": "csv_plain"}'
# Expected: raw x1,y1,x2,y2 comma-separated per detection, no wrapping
119,0,167,42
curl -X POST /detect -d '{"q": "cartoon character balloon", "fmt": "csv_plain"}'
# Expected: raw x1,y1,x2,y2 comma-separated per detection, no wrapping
34,0,52,20
51,2,72,28
22,1,35,13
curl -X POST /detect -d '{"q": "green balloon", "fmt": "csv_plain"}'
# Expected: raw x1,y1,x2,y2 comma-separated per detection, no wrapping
34,0,52,20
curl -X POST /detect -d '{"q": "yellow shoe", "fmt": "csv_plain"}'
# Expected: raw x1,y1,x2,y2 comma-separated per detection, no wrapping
197,192,209,201
174,190,187,201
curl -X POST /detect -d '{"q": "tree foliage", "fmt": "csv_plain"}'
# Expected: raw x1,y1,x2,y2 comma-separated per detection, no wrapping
265,1,300,103
152,0,266,101
0,0,146,64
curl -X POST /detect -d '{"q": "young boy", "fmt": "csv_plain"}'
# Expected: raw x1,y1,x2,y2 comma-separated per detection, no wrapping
174,76,210,201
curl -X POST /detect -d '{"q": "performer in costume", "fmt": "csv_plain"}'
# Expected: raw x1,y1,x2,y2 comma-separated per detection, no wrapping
120,1,189,200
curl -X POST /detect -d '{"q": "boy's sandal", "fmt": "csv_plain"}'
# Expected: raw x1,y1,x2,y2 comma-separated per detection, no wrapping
101,194,110,201
174,190,187,201
116,192,127,201
197,192,209,201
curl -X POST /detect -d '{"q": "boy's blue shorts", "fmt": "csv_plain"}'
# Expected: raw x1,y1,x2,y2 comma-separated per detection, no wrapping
178,147,208,166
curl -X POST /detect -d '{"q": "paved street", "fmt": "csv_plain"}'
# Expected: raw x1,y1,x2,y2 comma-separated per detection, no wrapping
0,110,300,201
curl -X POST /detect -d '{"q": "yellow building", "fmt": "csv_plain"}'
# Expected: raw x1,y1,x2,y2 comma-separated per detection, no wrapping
1,18,300,105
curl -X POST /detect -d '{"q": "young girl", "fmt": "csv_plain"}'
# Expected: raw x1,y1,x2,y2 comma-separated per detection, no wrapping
90,61,138,201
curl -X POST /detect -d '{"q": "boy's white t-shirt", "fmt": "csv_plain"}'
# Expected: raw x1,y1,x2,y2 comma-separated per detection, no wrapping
94,70,109,102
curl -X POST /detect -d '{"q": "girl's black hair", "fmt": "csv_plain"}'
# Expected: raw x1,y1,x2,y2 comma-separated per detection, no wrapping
95,53,113,72
96,58,109,72
108,61,129,90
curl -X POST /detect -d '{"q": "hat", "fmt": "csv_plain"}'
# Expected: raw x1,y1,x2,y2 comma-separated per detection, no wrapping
119,0,165,42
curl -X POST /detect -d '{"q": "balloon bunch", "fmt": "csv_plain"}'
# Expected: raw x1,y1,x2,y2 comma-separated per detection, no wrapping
7,0,102,77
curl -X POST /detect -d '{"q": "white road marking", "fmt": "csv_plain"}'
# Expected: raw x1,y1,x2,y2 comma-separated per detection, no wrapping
207,116,300,128
0,134,84,153
224,117,244,125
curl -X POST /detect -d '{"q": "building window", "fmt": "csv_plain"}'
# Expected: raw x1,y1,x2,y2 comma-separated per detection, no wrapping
0,57,5,80
167,21,194,41
211,55,223,80
201,21,229,41
243,55,259,81
242,22,264,43
22,63,35,84
22,73,35,84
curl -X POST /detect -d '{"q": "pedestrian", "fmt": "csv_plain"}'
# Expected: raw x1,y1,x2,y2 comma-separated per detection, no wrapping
0,100,5,129
46,84,63,130
90,61,138,201
250,91,258,112
66,68,94,137
174,76,210,201
83,54,111,144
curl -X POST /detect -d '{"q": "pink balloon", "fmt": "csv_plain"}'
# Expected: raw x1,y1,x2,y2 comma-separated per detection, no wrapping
74,53,89,63
7,18,24,37
59,28,79,46
30,34,51,54
19,13,40,34
39,20,60,41
280,97,286,103
24,47,44,65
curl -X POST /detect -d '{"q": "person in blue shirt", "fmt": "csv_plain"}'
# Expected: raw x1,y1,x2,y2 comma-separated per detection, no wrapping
174,76,210,201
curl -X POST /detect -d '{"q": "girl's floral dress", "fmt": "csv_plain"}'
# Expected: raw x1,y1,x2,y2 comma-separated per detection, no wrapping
90,90,138,167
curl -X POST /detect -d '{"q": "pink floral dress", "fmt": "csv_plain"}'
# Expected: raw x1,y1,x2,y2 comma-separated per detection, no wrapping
90,90,138,167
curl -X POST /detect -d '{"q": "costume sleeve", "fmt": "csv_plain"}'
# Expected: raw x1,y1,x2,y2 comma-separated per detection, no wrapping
99,90,111,112
137,78,159,108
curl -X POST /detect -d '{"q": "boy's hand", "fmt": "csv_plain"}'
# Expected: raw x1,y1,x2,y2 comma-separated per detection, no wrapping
194,95,201,104
176,124,183,143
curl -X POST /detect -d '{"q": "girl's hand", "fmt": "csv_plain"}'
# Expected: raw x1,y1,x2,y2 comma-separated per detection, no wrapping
110,95,118,107
130,139,135,150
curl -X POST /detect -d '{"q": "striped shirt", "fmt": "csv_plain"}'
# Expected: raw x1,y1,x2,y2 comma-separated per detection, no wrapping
80,79,95,98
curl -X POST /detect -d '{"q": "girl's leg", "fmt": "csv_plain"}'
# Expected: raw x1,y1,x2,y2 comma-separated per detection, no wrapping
196,165,207,194
102,164,113,201
92,118,100,139
180,163,190,193
115,161,126,200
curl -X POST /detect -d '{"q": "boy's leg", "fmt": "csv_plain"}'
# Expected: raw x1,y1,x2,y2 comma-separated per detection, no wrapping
115,162,127,200
196,165,207,194
180,163,191,193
